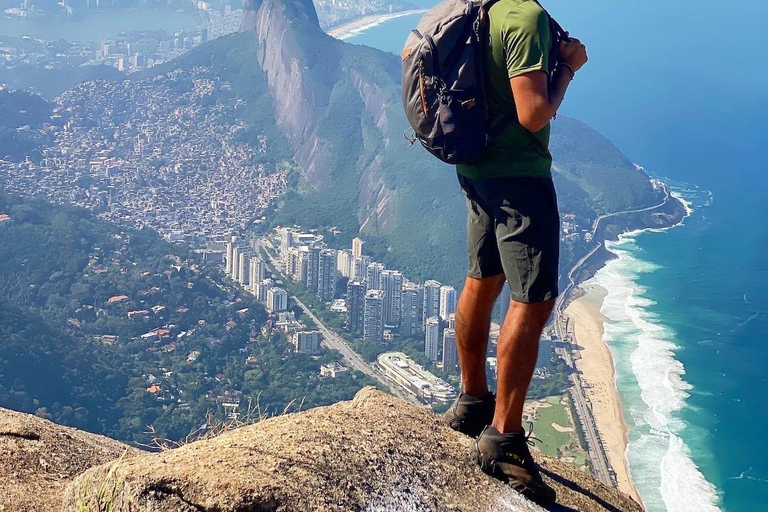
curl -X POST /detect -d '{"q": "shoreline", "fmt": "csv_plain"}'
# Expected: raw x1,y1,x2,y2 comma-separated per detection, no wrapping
564,283,642,503
326,9,426,40
561,185,691,505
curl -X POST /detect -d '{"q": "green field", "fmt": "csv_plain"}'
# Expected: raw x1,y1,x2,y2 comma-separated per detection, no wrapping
529,395,588,469
531,396,572,457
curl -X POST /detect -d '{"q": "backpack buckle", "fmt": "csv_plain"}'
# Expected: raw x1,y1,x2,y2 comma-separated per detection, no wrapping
403,128,418,146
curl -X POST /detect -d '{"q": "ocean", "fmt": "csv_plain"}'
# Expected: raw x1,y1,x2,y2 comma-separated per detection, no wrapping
0,9,198,41
345,1,768,511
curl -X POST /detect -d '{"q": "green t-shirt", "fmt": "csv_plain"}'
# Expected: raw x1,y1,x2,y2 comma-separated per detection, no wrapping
457,0,553,179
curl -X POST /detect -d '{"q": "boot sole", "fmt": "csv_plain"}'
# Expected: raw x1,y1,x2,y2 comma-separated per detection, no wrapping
476,452,557,505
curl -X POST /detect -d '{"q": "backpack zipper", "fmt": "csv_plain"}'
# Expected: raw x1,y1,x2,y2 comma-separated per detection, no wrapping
417,58,430,119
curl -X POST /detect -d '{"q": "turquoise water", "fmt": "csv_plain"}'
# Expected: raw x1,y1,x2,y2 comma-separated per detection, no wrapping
0,10,198,41
346,1,768,511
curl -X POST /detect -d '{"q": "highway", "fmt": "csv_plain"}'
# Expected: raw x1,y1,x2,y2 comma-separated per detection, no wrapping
290,293,420,404
552,182,676,486
259,240,421,405
553,316,614,486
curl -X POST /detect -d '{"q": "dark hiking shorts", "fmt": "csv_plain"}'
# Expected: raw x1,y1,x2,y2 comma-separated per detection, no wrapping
458,173,560,303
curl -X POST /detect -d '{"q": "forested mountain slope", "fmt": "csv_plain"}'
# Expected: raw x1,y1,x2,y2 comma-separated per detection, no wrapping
0,195,368,443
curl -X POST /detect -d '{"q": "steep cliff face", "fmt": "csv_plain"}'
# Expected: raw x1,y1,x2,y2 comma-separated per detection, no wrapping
240,0,411,230
242,0,343,188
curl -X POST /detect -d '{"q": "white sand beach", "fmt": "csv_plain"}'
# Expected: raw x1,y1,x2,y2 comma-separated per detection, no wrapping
564,284,641,503
327,10,426,40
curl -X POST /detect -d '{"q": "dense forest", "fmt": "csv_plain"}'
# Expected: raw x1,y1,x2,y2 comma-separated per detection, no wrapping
0,195,371,444
0,88,52,161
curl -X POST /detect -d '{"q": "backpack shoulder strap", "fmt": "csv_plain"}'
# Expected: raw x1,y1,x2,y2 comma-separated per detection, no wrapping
529,0,568,40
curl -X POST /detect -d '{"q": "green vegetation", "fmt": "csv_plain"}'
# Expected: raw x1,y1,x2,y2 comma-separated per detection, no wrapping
529,395,588,468
0,194,369,444
527,357,572,400
0,88,52,161
531,396,572,458
75,449,128,512
0,62,123,99
550,116,662,214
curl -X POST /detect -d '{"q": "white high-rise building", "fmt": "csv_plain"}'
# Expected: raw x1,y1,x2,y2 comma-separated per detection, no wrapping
255,279,273,303
266,287,288,313
292,331,323,355
400,283,422,337
423,280,441,326
364,289,385,342
442,328,458,375
293,246,309,285
318,249,337,302
365,262,384,291
351,255,372,280
281,229,294,255
250,258,266,288
425,316,441,362
380,270,403,326
285,246,299,277
225,242,234,275
439,285,457,321
238,252,248,285
352,237,365,259
336,249,353,278
231,246,240,281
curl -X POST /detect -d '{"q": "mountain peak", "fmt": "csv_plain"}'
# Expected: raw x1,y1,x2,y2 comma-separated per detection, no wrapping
240,0,321,33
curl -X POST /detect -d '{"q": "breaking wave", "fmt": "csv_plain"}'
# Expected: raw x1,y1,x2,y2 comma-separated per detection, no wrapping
586,228,720,512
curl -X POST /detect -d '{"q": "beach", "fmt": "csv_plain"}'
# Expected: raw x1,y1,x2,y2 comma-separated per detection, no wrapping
564,283,641,503
327,10,426,40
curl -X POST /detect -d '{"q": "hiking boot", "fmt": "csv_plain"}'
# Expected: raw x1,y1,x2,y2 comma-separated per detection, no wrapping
442,392,495,438
475,425,557,505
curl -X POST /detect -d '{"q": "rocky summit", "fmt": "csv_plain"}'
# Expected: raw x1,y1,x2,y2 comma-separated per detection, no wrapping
2,388,643,512
0,407,135,512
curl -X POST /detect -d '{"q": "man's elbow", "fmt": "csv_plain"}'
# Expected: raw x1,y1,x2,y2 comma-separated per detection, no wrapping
518,112,551,133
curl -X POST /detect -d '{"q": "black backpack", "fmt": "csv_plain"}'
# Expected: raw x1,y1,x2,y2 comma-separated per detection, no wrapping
401,0,566,165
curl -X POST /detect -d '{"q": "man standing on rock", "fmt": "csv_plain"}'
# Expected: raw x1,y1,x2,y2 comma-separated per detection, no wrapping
443,0,587,504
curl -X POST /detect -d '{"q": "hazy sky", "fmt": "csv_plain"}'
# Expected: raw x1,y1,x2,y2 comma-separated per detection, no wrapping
545,0,767,188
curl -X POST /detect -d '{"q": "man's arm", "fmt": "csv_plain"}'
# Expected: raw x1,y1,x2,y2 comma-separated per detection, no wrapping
511,38,588,133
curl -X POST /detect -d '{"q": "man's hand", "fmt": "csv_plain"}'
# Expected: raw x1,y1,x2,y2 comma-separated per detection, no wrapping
559,38,588,72
509,37,588,133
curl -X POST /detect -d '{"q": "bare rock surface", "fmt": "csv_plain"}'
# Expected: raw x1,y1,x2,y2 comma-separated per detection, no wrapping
0,407,134,512
62,387,643,512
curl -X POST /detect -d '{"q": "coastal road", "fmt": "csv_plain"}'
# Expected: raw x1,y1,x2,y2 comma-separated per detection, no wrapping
258,240,421,405
557,181,673,318
552,182,677,486
554,317,614,486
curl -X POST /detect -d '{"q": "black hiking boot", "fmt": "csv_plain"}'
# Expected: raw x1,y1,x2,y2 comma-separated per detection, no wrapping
442,392,495,438
475,424,557,505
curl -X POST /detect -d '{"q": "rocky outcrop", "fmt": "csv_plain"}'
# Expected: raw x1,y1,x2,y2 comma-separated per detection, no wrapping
0,407,135,512
241,0,344,189
55,388,642,512
240,0,407,235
